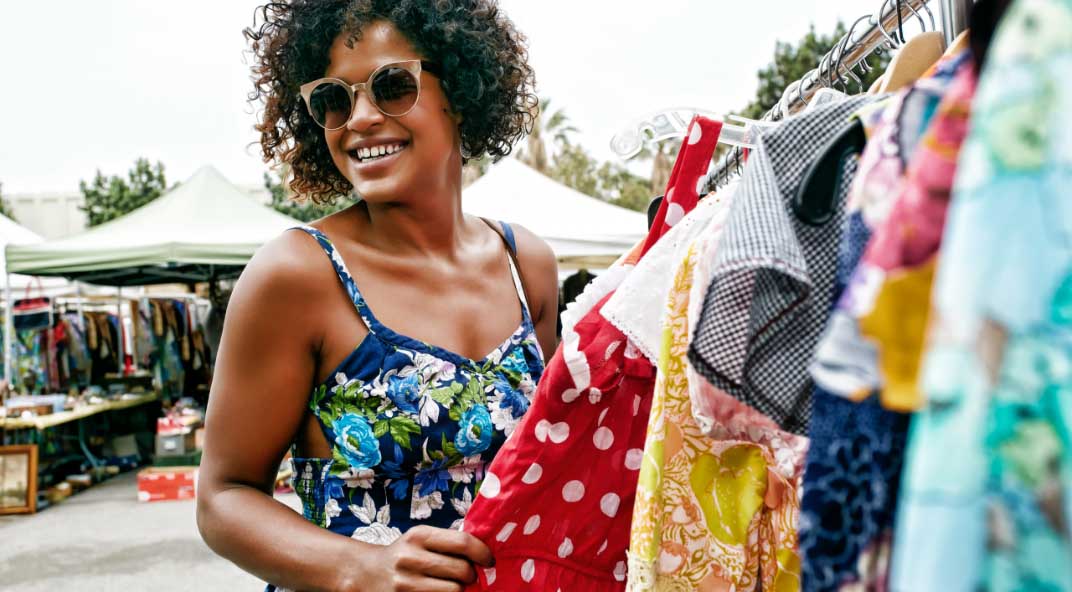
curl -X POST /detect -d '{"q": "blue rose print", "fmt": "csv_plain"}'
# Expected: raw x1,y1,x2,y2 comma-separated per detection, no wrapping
386,373,421,414
495,380,530,418
454,405,494,456
333,414,382,470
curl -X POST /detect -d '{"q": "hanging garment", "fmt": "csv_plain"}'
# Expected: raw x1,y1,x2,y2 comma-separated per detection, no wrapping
688,95,877,434
799,55,974,592
892,1,1072,589
462,116,721,591
628,203,809,591
265,223,544,591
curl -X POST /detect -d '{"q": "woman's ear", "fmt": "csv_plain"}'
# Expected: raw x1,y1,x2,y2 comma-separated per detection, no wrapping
446,107,463,125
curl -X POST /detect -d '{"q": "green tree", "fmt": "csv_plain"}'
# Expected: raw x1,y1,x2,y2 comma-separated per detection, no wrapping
264,169,348,222
519,97,579,174
0,182,15,222
741,22,889,119
79,158,169,227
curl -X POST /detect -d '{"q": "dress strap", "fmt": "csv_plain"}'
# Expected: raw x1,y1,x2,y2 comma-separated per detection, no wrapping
480,219,532,318
290,226,379,334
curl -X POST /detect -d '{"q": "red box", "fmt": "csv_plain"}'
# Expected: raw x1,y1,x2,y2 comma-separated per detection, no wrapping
137,467,198,502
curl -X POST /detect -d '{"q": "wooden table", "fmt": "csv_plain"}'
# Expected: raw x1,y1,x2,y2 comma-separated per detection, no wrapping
2,392,160,467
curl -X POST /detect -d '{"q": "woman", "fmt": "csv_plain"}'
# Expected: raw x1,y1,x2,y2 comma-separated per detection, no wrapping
196,2,558,590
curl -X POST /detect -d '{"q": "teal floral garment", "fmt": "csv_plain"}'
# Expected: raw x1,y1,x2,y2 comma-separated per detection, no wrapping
891,2,1072,590
288,225,544,547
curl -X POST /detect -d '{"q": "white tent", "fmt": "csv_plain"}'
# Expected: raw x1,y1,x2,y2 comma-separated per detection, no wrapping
463,158,646,266
0,213,72,297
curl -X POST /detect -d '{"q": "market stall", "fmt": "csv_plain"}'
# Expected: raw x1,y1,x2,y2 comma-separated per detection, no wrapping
2,165,302,510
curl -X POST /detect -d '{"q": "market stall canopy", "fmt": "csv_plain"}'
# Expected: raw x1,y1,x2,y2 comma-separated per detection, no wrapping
5,166,303,286
0,213,73,297
462,158,646,266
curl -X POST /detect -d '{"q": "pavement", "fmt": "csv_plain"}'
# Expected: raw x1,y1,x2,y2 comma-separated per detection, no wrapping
0,471,300,591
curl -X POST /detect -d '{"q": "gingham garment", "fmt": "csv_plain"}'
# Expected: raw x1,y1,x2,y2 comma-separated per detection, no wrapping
687,95,879,435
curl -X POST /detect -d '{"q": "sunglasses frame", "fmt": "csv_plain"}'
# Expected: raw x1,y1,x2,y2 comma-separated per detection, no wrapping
300,60,441,130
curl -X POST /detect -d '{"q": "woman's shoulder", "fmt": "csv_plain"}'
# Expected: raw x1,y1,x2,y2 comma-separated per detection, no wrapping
233,227,340,309
501,222,556,280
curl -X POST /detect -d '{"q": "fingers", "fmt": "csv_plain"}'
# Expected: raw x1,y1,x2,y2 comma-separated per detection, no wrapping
397,550,477,584
411,527,495,568
393,577,464,592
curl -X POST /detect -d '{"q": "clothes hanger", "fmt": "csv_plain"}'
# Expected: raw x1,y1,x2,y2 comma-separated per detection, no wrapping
877,0,947,92
792,119,867,226
610,108,763,160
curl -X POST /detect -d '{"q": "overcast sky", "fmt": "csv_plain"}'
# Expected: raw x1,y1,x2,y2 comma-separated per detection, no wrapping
0,0,885,195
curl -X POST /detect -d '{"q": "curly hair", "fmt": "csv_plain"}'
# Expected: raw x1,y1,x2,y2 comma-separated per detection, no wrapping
246,0,538,203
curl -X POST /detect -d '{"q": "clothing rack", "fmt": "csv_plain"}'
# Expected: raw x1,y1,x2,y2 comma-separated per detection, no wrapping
704,0,973,191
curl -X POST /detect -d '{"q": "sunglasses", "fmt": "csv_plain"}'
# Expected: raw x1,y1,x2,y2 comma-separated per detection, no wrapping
300,60,441,130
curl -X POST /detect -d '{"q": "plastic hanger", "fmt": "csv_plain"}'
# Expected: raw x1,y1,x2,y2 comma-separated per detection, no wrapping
792,119,867,226
610,108,763,160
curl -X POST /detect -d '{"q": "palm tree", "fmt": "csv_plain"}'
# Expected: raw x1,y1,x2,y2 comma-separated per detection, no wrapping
519,97,578,174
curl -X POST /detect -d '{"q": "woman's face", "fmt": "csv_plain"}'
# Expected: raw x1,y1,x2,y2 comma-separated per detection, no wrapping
321,20,461,203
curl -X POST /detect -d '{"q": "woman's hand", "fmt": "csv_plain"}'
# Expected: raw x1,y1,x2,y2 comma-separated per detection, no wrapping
345,526,494,592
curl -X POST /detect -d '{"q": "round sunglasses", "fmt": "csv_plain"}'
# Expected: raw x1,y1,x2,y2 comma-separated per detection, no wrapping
299,60,442,130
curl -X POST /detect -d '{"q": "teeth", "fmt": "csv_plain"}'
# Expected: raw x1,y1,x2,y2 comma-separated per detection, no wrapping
354,143,404,162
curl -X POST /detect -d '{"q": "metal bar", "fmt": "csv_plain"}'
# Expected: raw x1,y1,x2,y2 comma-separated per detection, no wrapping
705,0,935,190
3,271,11,386
939,0,974,45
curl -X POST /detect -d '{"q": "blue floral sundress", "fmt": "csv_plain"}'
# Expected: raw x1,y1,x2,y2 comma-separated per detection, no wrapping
273,224,544,587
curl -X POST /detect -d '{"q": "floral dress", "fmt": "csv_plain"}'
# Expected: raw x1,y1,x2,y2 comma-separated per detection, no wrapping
269,225,544,591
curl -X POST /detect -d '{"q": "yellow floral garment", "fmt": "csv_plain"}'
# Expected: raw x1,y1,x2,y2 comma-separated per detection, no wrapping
627,232,809,592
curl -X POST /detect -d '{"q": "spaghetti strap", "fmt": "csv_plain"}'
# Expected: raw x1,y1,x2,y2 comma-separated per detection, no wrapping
290,226,379,334
482,220,531,318
499,221,518,255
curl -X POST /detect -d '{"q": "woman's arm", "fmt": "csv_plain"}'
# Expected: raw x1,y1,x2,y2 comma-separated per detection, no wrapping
196,233,491,592
509,224,560,361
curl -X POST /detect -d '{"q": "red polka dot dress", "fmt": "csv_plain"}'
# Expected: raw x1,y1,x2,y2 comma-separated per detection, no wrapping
462,117,723,590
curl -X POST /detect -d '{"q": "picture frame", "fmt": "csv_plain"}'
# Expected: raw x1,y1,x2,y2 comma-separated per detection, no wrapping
0,444,38,515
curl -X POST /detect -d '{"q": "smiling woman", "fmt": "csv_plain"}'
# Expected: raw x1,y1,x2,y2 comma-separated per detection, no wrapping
194,2,560,592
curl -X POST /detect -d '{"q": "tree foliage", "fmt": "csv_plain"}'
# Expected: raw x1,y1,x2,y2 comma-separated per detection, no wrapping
741,22,889,119
0,182,15,222
265,168,348,222
79,158,169,227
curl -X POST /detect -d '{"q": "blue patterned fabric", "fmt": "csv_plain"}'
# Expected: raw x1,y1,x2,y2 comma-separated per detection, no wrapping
271,226,544,588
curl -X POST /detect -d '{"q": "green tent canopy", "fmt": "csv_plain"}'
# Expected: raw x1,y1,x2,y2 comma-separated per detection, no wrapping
4,166,303,286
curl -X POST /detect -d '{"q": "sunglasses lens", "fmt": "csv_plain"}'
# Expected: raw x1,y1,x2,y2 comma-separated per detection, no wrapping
308,81,353,129
371,67,419,116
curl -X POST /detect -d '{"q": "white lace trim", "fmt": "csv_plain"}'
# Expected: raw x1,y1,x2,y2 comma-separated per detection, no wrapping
604,189,737,364
625,550,656,591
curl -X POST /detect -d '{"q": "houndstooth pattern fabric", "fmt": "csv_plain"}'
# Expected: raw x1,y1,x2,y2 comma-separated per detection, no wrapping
687,95,878,435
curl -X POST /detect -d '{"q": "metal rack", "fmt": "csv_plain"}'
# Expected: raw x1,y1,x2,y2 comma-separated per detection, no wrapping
704,0,974,190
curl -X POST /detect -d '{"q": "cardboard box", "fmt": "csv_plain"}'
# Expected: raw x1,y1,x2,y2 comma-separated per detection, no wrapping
137,467,197,502
155,431,197,457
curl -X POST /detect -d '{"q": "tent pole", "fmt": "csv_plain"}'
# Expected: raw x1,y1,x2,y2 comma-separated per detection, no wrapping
3,272,12,386
117,286,126,376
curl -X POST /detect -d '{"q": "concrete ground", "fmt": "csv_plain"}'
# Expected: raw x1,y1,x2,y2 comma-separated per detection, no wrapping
0,471,300,591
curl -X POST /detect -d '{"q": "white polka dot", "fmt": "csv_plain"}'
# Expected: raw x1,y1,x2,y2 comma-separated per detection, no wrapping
524,514,541,535
588,388,603,404
558,537,574,558
601,493,621,517
521,559,535,583
522,463,543,484
495,522,517,542
598,408,609,425
597,539,608,555
481,472,500,498
534,419,551,442
593,427,615,450
614,561,627,581
561,388,581,403
688,122,703,145
604,340,622,360
562,480,586,502
484,568,496,585
665,202,686,227
625,448,644,471
548,422,570,444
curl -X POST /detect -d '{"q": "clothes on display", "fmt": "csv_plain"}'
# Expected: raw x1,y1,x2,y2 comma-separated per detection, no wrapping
461,116,723,591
